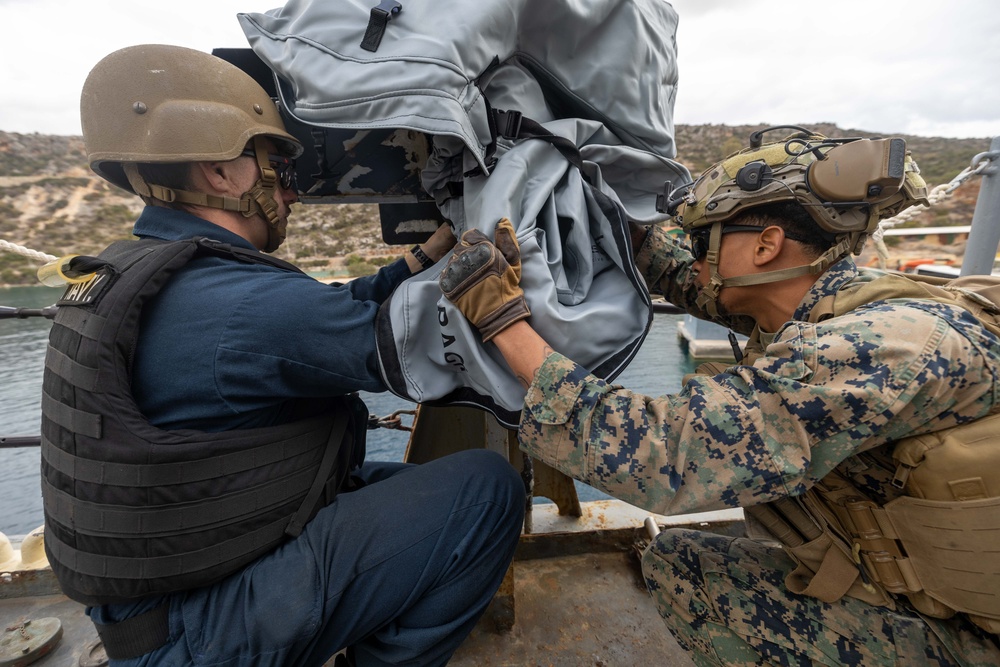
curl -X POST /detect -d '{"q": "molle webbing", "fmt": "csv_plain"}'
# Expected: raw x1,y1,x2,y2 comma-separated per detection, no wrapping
42,390,102,439
41,426,329,487
751,420,1000,632
41,237,359,606
44,346,98,391
809,272,1000,338
748,270,1000,632
46,306,106,341
739,271,1000,367
886,412,1000,630
45,514,290,581
41,429,334,534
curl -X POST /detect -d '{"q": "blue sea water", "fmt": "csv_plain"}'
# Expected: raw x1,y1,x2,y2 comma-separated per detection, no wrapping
0,285,697,536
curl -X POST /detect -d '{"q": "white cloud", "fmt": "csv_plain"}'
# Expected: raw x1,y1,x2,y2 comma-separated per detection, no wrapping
0,0,276,135
668,0,1000,139
1,0,998,139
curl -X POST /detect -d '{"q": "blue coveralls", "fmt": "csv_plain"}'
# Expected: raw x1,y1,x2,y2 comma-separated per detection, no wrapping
87,207,525,667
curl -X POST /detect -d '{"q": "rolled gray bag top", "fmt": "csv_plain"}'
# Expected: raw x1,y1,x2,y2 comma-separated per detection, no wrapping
240,0,691,426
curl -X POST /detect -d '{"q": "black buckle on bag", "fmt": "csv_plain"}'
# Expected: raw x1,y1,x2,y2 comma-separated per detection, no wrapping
463,110,521,178
495,110,523,139
361,0,402,53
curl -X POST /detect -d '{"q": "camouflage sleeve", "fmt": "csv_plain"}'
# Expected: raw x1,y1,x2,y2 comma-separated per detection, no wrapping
634,224,756,336
518,302,998,515
634,224,698,301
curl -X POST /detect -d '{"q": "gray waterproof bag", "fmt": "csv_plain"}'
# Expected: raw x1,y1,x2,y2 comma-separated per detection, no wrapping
240,0,691,426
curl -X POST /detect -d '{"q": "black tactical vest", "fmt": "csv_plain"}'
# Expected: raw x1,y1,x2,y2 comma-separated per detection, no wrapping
41,237,364,606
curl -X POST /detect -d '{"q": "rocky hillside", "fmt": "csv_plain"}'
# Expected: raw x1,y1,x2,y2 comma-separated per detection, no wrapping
674,123,989,188
0,125,990,285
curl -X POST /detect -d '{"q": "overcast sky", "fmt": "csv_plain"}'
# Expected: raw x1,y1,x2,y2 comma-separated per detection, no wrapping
1,0,998,140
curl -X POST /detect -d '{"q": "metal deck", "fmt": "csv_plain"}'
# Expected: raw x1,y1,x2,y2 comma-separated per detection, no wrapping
1,501,743,666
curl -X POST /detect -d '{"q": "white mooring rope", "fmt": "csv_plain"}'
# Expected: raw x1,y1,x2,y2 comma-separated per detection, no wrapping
872,149,997,269
0,239,58,264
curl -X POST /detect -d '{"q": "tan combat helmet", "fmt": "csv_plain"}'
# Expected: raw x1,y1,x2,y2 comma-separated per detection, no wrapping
80,44,303,252
667,126,929,316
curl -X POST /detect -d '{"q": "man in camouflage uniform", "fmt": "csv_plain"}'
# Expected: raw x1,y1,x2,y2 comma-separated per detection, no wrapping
437,128,1000,665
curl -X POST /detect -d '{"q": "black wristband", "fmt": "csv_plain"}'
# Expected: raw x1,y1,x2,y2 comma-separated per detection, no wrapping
409,245,435,271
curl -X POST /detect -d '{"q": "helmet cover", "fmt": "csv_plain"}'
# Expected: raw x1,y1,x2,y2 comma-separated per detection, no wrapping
674,127,929,242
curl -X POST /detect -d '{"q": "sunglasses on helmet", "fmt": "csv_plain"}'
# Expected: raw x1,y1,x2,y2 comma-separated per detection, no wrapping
241,150,297,191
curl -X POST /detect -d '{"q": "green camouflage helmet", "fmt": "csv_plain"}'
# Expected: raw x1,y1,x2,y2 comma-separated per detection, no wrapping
674,126,929,252
669,127,929,318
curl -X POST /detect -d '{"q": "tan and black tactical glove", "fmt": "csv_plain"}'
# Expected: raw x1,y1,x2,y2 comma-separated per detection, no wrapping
439,218,530,342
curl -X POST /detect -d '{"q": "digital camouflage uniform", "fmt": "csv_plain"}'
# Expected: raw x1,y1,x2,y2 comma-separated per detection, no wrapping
518,225,1000,666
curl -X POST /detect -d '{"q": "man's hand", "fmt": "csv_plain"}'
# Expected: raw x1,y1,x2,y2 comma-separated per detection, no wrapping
439,218,530,342
406,223,457,274
422,223,458,262
628,221,650,259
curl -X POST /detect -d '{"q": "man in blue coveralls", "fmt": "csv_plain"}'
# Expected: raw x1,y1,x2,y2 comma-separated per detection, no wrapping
39,44,525,667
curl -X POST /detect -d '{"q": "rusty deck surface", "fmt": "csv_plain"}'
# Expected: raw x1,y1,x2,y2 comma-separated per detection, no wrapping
444,501,743,666
0,554,694,667
451,549,695,667
2,501,741,666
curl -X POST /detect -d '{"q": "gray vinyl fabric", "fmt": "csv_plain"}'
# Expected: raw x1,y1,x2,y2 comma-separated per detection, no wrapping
240,0,691,426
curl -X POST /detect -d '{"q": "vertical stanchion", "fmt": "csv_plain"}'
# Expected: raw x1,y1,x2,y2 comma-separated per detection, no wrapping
960,137,1000,277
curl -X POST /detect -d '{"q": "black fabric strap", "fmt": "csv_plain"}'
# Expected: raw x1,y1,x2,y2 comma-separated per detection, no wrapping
42,390,101,439
51,306,106,340
93,602,170,660
40,427,324,487
473,103,591,182
285,409,351,537
46,515,289,579
45,346,98,391
41,465,316,537
192,238,305,274
506,114,589,178
360,0,401,52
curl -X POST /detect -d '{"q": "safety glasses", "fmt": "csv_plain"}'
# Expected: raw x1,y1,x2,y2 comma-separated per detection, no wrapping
688,224,764,260
241,150,297,190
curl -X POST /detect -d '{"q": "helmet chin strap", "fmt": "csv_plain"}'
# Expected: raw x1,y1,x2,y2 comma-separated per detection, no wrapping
694,223,726,318
120,136,288,253
242,137,286,253
694,222,854,318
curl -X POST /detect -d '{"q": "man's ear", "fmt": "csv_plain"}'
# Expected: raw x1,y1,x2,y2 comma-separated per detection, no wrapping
192,160,240,195
753,225,786,266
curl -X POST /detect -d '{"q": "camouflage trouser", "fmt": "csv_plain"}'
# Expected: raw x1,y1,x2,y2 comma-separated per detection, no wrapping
641,528,998,667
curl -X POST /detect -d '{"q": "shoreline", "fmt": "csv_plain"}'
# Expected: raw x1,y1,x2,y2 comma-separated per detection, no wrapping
0,271,360,290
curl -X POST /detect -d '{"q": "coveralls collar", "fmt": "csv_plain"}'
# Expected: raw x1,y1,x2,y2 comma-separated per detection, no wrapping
132,206,258,250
